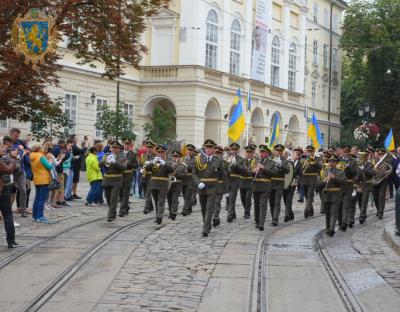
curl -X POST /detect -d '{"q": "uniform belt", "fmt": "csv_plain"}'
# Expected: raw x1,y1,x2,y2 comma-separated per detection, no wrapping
255,178,271,182
325,188,341,192
123,170,133,173
230,174,241,178
217,181,223,184
241,176,253,180
152,177,169,181
104,174,122,178
187,173,193,176
175,179,182,182
346,179,353,182
304,173,318,176
201,178,218,182
271,177,284,181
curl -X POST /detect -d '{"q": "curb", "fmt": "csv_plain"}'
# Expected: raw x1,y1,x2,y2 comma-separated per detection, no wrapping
383,220,400,256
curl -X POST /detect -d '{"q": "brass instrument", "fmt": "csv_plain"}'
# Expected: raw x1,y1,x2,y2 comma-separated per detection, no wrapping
324,168,336,191
302,156,314,174
371,152,394,185
252,158,262,182
105,154,116,168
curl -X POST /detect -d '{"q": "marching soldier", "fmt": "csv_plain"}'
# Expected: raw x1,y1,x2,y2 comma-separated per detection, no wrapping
322,155,346,237
182,144,196,216
167,150,188,220
213,145,229,227
145,145,174,224
283,147,303,222
359,148,376,223
301,145,323,218
253,145,276,231
193,139,227,237
227,143,243,222
142,140,156,214
317,149,333,214
119,138,138,217
269,144,290,226
373,148,390,219
239,144,257,219
100,141,127,222
349,149,365,227
337,145,358,231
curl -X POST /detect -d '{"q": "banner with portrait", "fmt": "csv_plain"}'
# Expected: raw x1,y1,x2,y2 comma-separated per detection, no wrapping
251,0,268,82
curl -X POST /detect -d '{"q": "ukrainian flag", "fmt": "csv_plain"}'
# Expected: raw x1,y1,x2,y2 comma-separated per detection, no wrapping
228,89,246,141
307,113,323,149
269,113,280,148
384,128,395,151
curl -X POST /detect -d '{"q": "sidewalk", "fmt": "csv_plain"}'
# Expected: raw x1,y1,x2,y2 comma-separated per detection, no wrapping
383,219,400,256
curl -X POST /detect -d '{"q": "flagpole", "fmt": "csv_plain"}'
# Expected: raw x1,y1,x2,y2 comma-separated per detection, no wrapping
246,104,249,145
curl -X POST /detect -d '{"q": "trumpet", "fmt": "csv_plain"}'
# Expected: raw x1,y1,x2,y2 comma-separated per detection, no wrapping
252,162,264,182
105,154,116,168
324,168,336,191
170,176,177,183
225,154,237,165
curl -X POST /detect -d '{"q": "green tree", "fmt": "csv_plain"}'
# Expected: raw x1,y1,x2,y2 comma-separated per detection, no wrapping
94,102,136,141
30,98,71,140
143,105,176,144
341,0,400,146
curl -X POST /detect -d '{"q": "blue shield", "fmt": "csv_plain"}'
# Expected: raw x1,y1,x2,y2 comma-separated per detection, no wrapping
20,21,49,55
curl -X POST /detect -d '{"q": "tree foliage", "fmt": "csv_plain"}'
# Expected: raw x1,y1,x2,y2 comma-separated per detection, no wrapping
94,102,136,141
341,0,400,146
0,0,170,121
143,105,176,144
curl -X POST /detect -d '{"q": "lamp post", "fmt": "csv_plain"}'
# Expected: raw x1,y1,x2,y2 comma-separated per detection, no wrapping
358,103,376,122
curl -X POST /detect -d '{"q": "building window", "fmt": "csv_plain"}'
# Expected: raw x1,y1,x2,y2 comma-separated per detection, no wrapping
205,10,218,69
271,36,280,87
323,44,328,68
124,103,134,122
332,48,338,70
333,14,338,32
288,43,296,91
95,98,108,138
312,81,317,108
323,8,329,27
0,119,8,130
332,88,337,112
322,84,327,110
230,19,241,75
313,40,318,65
313,2,318,24
273,3,282,21
64,93,77,135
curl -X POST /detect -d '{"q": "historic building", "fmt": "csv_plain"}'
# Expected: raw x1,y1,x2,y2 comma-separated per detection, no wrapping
1,0,347,147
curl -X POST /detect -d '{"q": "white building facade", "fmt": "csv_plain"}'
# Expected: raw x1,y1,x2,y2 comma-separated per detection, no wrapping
1,0,346,147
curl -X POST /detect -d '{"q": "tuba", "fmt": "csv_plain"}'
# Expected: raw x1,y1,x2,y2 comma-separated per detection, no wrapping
371,152,394,185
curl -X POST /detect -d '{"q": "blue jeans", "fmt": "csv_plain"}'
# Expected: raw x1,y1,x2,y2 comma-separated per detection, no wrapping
137,169,143,196
86,180,102,204
96,183,104,204
131,171,138,195
64,170,74,199
298,185,305,201
33,185,49,220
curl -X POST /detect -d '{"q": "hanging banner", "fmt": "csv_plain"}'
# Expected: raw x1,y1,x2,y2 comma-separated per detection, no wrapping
251,0,268,82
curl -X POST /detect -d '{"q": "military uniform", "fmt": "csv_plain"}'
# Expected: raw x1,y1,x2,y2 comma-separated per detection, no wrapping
373,149,389,219
227,143,243,222
145,145,174,224
322,155,346,236
119,139,138,216
182,144,196,216
167,151,188,220
301,146,323,218
213,146,230,226
283,150,303,222
253,145,276,230
239,145,257,219
101,142,127,222
359,155,376,223
269,144,290,226
193,139,228,236
142,141,156,214
349,156,365,226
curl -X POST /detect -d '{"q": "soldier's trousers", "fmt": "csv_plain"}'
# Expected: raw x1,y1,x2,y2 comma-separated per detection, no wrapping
283,185,296,218
143,182,154,213
319,190,325,213
182,183,194,214
350,192,362,223
228,183,240,219
152,189,168,219
119,181,132,214
269,188,283,221
360,188,372,220
213,193,223,221
253,191,269,227
199,193,216,234
240,188,252,217
303,185,315,216
104,185,121,219
338,192,352,226
167,189,180,216
324,200,339,232
373,180,388,216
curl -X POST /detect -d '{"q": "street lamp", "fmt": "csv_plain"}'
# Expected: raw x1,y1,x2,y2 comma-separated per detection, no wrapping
358,103,376,122
91,92,96,105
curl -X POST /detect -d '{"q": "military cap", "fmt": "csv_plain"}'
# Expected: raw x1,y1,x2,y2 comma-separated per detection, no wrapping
215,145,223,152
274,144,285,151
250,143,257,150
223,146,230,152
259,144,271,152
328,155,339,162
122,138,133,144
366,147,375,153
294,146,303,153
186,144,196,150
204,139,216,147
341,144,351,149
172,150,182,157
146,140,156,148
229,142,240,149
341,145,351,152
244,145,256,152
110,141,123,149
323,149,332,155
328,145,336,151
306,145,315,151
377,147,386,154
155,144,167,152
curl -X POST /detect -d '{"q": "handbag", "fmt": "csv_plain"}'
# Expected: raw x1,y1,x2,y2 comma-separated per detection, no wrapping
48,169,60,190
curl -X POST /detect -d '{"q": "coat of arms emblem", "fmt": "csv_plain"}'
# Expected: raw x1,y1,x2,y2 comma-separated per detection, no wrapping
11,8,58,70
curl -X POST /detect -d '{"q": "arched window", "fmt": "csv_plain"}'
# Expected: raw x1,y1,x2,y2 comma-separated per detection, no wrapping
230,19,241,75
271,36,280,87
288,43,297,91
205,10,218,69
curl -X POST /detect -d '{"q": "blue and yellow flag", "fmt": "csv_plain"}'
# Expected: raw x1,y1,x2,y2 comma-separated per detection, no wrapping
228,89,246,142
307,113,323,149
384,128,395,151
269,113,280,148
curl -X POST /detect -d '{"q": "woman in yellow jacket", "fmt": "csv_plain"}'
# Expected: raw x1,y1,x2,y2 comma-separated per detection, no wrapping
30,143,54,223
85,147,103,206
